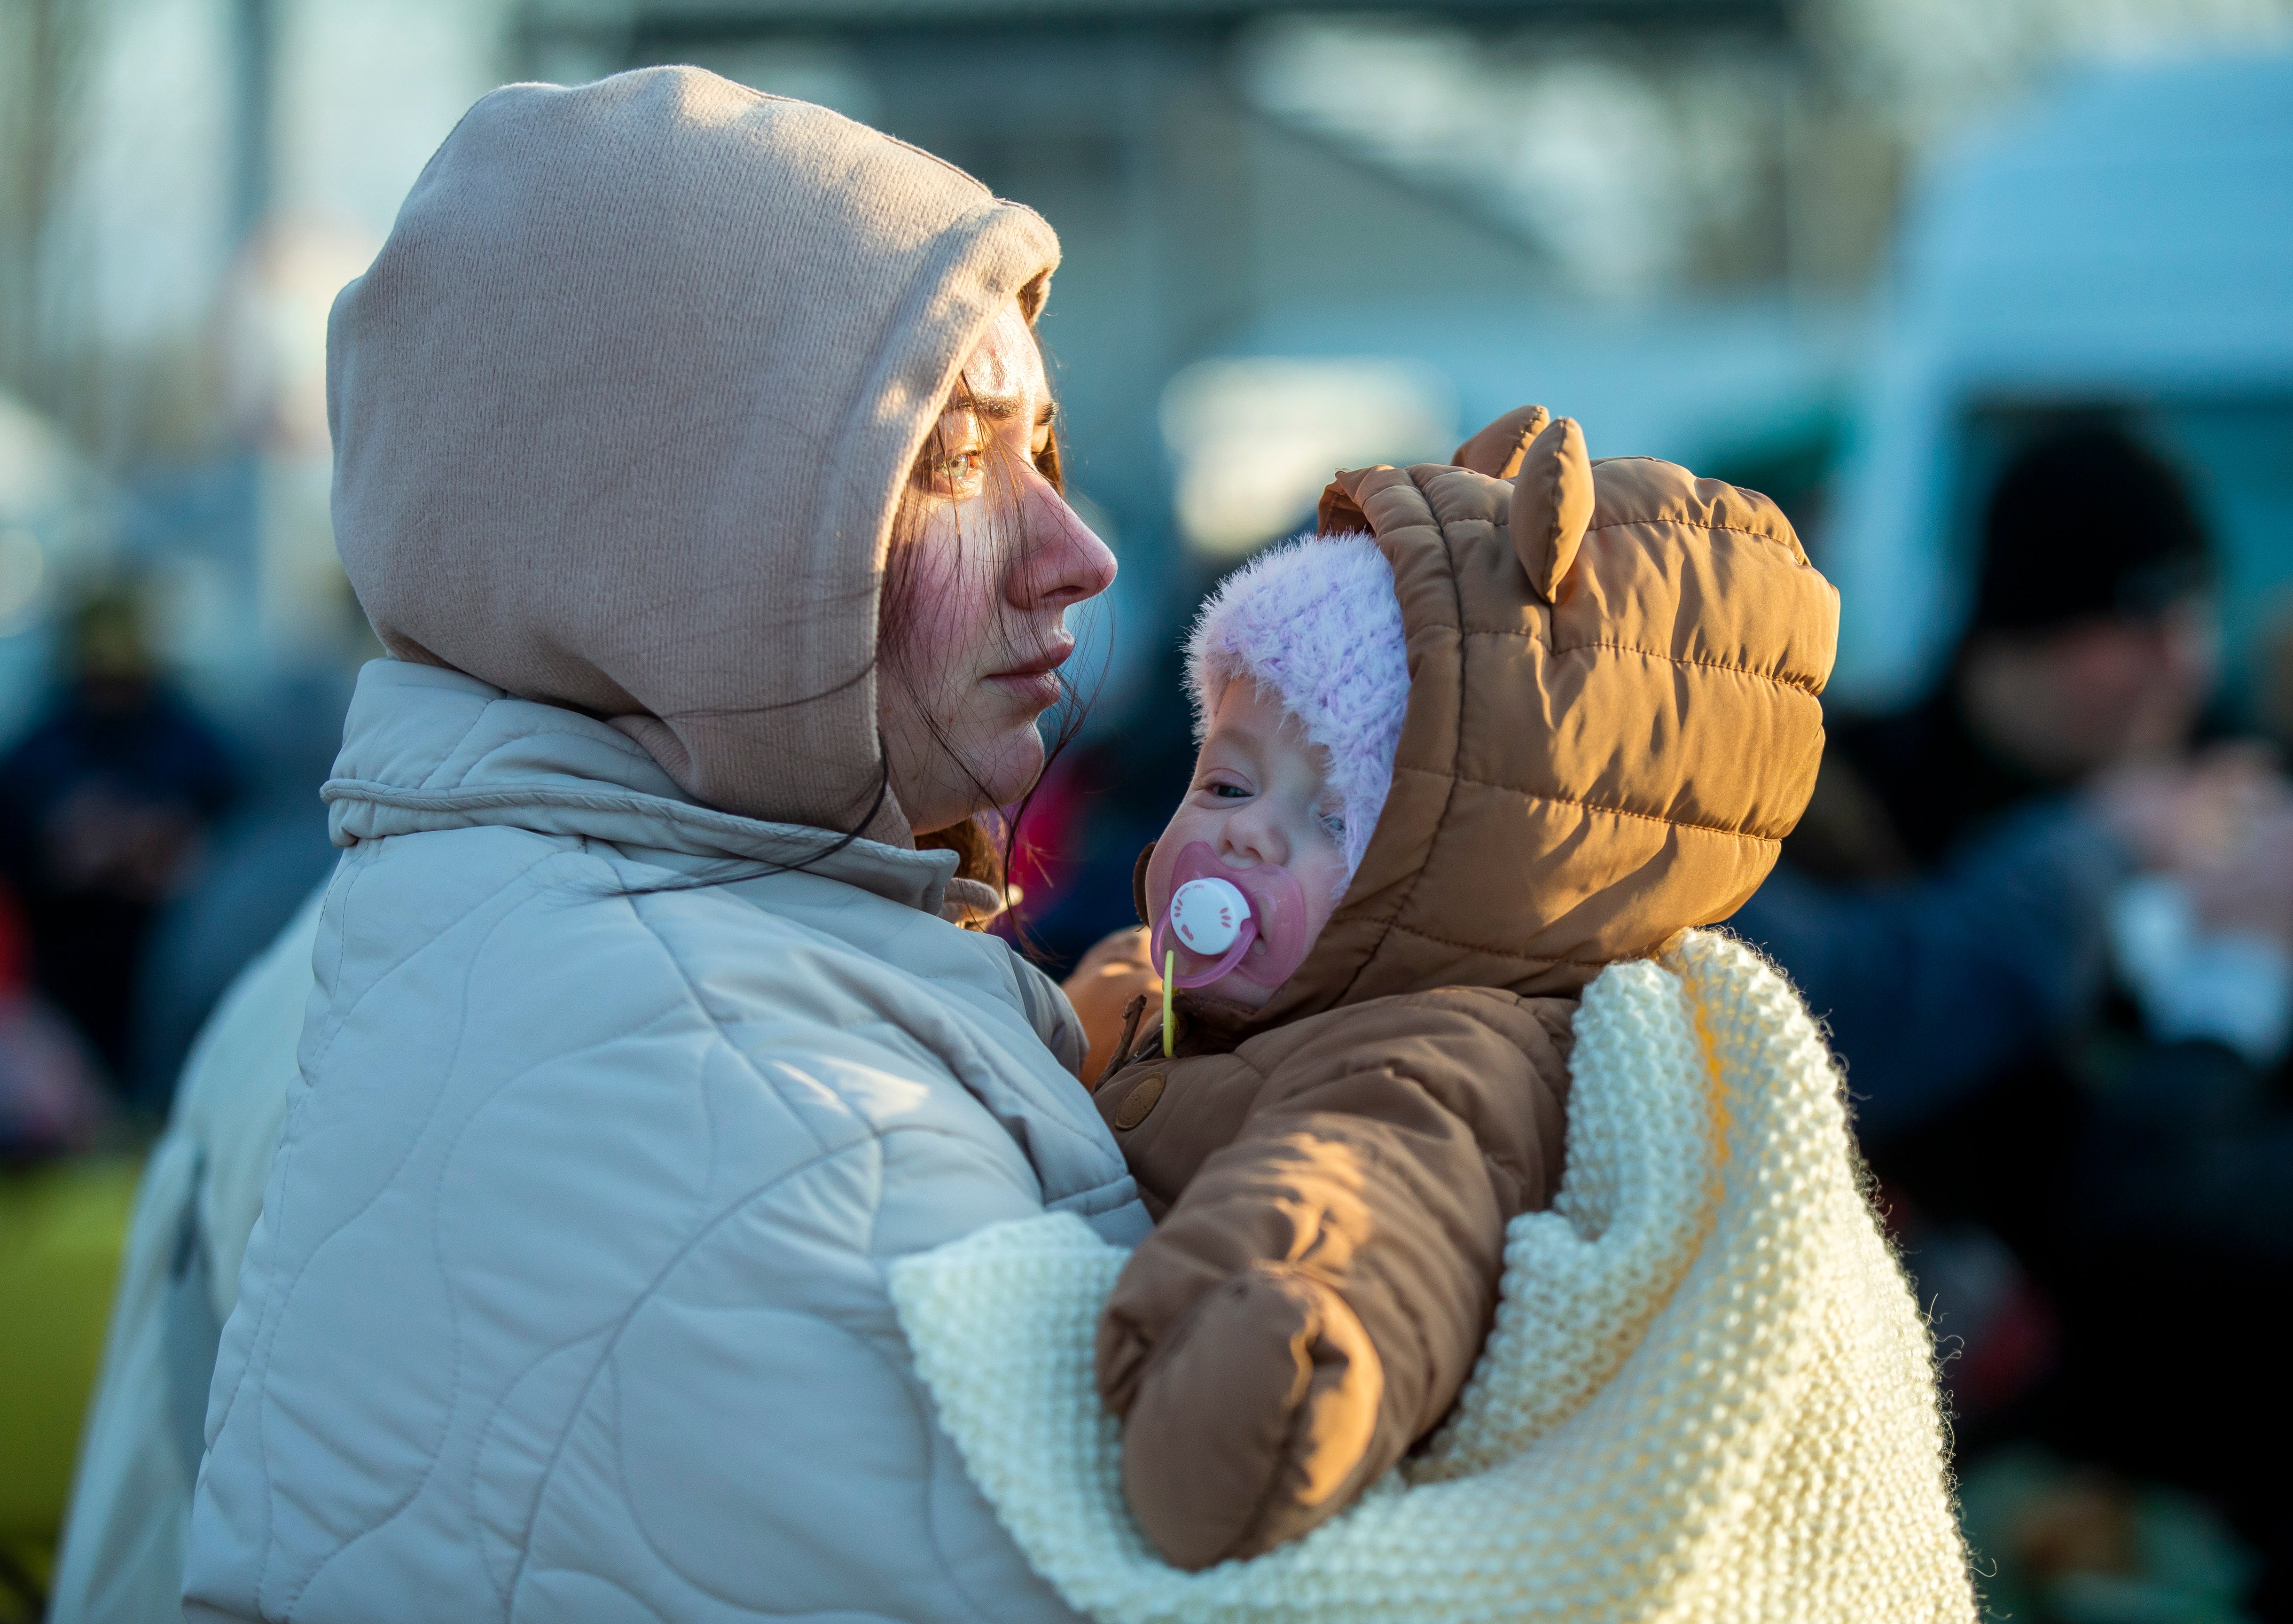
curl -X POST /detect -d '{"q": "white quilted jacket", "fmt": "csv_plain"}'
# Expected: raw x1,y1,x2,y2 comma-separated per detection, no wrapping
183,658,1150,1623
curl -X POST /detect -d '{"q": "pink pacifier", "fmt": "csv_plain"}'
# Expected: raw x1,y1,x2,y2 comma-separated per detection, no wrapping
1150,841,1314,992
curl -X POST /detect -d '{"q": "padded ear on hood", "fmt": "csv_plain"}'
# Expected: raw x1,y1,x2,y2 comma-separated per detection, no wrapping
1509,416,1593,601
1316,402,1558,535
1451,403,1551,479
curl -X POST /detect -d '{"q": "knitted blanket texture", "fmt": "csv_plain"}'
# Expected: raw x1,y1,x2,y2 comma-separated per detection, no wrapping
889,930,1977,1623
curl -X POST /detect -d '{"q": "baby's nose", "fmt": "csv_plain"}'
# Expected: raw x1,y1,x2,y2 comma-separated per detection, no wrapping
1220,815,1288,867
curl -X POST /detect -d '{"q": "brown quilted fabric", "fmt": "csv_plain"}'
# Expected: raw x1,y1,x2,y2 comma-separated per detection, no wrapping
1085,411,1838,1571
1283,430,1838,1019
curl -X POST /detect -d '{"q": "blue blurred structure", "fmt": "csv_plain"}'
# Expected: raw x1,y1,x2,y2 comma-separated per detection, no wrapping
1828,52,2293,713
1733,56,2293,1611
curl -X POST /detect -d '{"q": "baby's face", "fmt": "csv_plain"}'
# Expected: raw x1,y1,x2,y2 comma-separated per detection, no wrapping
1144,680,1352,1008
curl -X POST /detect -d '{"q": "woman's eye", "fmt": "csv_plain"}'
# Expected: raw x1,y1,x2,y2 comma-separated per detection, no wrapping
916,406,989,496
927,449,985,493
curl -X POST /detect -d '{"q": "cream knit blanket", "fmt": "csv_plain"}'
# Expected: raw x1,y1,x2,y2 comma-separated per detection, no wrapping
889,929,1976,1623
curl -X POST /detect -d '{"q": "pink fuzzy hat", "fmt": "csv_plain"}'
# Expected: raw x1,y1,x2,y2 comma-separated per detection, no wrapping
1185,532,1410,882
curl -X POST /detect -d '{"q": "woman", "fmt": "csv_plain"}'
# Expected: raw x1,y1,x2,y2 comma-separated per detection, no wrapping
184,67,1144,1623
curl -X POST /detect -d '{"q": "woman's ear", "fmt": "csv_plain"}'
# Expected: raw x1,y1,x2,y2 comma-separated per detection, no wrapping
1509,416,1593,601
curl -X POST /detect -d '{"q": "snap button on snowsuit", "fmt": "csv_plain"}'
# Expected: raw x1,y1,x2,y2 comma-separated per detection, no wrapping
1112,1072,1166,1130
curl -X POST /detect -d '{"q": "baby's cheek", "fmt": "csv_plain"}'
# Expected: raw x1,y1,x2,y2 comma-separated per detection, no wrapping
1300,848,1354,924
1144,807,1202,919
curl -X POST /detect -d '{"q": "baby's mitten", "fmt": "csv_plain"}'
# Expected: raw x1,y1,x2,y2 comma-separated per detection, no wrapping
1099,1133,1390,1570
1093,988,1573,1569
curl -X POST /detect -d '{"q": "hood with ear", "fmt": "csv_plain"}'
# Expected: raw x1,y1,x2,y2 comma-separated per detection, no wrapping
329,66,1058,844
1204,405,1837,1034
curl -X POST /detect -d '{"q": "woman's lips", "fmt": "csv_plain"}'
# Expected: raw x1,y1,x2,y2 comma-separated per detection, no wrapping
986,642,1074,709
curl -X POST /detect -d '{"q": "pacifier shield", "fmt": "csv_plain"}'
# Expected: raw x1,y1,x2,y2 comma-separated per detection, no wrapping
1151,841,1315,993
1170,877,1249,955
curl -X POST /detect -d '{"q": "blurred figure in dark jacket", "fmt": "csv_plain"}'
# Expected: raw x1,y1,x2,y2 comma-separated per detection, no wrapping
0,879,108,1162
125,664,345,1110
1744,428,2221,1133
0,588,237,1082
1735,424,2293,1598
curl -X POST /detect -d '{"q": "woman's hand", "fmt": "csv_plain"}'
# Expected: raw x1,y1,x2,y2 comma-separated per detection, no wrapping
2187,799,2293,949
2092,748,2293,947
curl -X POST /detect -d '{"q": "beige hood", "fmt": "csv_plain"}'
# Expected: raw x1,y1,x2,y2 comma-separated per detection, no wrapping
327,66,1059,843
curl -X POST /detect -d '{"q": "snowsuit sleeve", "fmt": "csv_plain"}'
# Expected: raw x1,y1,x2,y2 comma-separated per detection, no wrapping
1088,987,1573,1569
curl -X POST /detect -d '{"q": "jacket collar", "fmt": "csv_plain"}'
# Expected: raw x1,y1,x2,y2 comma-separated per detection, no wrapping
323,659,977,919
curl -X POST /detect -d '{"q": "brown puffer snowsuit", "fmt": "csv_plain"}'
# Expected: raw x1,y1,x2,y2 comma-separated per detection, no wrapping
1081,406,1840,1570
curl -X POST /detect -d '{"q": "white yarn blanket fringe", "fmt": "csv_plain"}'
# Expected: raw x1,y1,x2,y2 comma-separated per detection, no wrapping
889,930,1976,1624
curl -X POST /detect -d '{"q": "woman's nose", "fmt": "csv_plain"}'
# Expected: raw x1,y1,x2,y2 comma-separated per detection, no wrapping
1008,468,1116,613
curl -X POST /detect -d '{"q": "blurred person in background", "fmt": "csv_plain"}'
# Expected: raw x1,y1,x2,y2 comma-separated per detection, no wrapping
1014,640,1204,979
0,882,107,1165
48,891,318,1624
124,665,346,1112
0,590,240,1616
0,588,237,1084
1735,424,2293,1601
0,877,127,1622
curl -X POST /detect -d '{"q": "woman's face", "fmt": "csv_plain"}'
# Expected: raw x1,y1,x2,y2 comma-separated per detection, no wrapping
879,300,1117,837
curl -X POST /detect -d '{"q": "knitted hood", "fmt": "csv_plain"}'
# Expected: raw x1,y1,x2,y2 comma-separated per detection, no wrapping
328,67,1059,843
1185,535,1410,882
1205,408,1839,1035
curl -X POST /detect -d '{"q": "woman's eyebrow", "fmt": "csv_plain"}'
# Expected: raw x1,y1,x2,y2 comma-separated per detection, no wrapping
967,389,1025,423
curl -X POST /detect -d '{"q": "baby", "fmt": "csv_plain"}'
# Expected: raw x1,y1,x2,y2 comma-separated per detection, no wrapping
1065,405,1839,1569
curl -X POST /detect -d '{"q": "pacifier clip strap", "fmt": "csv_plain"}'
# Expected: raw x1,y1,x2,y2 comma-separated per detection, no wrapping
1162,949,1176,1058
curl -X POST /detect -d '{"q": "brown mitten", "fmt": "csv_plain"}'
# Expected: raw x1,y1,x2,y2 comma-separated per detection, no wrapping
1106,1261,1382,1571
1093,990,1576,1570
1096,1123,1401,1570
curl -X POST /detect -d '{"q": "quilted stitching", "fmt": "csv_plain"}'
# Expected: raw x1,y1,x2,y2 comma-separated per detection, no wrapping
184,661,1147,1624
1254,456,1832,1025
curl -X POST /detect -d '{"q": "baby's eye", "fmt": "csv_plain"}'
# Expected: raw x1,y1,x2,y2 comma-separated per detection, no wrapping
1208,782,1252,800
1318,811,1347,844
